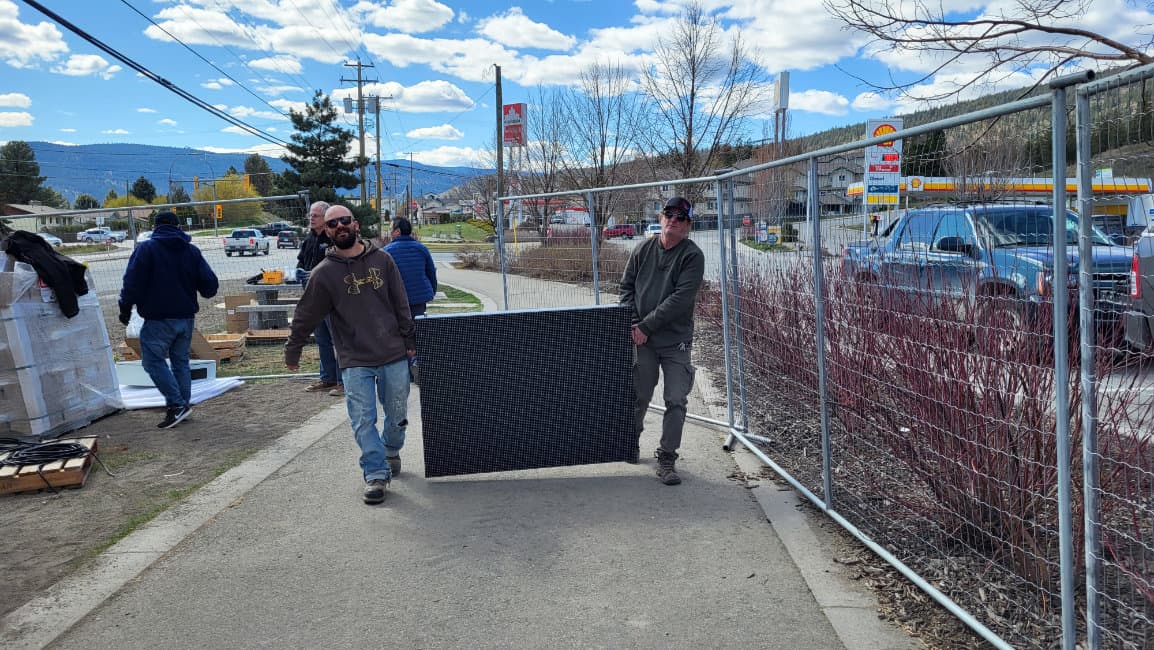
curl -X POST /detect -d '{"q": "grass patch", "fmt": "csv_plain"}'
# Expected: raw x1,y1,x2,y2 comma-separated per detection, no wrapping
740,239,795,253
216,341,320,378
415,222,490,241
101,450,162,471
428,285,484,314
64,243,121,255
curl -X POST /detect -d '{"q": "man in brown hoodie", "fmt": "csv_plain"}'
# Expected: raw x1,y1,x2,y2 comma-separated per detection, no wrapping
285,205,415,505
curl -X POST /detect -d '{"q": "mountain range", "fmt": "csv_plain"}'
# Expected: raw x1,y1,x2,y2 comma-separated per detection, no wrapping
26,142,489,205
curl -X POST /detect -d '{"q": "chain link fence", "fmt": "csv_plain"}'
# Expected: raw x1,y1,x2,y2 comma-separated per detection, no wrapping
498,66,1154,649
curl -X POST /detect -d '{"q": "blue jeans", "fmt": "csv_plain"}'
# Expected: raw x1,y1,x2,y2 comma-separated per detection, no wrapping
343,360,410,481
314,317,341,383
139,318,194,409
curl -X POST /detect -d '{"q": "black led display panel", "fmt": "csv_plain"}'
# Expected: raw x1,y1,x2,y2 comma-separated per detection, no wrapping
417,305,635,477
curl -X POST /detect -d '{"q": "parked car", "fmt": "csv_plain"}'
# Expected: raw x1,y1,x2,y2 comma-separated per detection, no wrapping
223,228,270,256
77,227,127,243
135,230,153,243
260,221,296,237
1125,225,1154,350
38,232,63,247
602,224,636,239
276,230,300,249
645,223,662,239
841,203,1132,334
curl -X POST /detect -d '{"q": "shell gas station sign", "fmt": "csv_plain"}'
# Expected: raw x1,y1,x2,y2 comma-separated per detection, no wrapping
864,118,903,205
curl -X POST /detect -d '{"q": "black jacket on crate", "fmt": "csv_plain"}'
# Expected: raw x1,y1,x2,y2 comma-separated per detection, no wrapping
1,230,89,318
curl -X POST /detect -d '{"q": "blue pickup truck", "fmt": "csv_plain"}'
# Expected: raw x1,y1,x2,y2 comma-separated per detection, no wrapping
840,203,1133,332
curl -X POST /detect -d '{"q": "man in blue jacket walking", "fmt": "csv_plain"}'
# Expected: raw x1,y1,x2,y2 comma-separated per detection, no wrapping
119,211,219,429
384,217,437,316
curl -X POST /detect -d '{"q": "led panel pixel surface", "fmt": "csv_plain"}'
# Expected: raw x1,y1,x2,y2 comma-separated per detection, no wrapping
418,305,635,478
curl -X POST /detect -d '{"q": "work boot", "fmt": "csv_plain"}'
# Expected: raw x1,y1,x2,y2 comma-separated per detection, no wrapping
306,380,338,393
363,479,388,505
655,449,681,486
328,384,345,397
387,455,401,476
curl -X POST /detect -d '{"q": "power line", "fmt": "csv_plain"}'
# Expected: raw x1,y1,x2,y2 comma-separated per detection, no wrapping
21,0,289,148
117,0,290,119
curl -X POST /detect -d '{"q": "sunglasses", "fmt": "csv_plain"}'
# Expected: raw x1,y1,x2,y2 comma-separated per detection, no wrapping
324,215,353,228
662,209,689,222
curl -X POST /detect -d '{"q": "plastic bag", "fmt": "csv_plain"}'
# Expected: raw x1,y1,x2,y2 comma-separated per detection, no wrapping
125,306,145,338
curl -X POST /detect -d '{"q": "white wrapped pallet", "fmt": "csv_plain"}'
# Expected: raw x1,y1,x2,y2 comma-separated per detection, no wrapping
0,264,121,437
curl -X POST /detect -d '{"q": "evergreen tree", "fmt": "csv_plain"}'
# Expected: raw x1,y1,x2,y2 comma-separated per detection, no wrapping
74,194,99,210
131,176,157,202
0,141,47,205
279,91,363,202
104,189,118,204
244,153,274,196
33,186,69,209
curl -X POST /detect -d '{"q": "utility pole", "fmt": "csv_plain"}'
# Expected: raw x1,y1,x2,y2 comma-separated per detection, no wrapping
373,97,383,221
341,59,375,206
408,152,414,219
495,64,503,225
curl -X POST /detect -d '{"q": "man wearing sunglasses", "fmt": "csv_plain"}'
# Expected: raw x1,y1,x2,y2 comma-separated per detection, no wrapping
284,206,416,505
619,196,705,486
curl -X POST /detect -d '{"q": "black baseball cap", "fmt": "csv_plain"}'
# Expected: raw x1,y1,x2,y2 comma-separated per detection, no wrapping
663,197,692,218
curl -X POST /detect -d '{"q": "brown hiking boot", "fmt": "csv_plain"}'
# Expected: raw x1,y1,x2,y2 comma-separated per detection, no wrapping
306,380,338,393
655,449,681,485
328,384,345,397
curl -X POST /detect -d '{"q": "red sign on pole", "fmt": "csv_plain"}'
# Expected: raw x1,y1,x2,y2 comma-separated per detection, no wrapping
503,103,526,146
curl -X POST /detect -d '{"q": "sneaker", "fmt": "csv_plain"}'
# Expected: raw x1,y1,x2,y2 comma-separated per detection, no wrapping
306,380,339,393
363,478,388,504
328,384,345,397
387,455,401,476
157,405,191,429
655,449,681,486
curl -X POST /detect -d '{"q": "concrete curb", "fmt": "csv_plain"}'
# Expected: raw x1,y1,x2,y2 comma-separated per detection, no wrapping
0,403,350,650
693,365,915,650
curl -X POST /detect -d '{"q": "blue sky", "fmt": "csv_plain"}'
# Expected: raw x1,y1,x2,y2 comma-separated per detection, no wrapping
1,0,1151,168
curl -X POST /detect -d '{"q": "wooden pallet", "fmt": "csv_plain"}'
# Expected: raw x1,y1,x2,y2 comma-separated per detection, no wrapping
204,333,247,362
0,436,98,496
246,328,291,343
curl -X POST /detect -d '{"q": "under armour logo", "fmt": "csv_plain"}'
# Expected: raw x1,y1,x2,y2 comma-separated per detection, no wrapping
344,268,384,294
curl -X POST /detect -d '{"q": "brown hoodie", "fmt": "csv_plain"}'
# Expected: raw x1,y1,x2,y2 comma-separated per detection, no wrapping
285,239,415,369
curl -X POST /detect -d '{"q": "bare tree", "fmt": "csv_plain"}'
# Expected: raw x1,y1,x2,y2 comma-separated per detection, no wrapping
943,120,1037,202
639,1,769,202
517,86,571,225
561,61,649,225
825,0,1154,100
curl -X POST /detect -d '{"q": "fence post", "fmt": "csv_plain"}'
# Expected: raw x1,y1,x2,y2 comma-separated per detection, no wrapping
725,179,750,433
587,191,600,305
716,179,738,447
1075,84,1102,650
498,198,509,310
1049,71,1091,650
808,158,832,506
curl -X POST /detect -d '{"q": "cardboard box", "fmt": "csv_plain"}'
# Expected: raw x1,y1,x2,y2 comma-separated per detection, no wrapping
225,293,255,334
125,330,220,362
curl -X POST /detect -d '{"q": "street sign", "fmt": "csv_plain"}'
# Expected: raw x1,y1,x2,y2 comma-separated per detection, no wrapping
502,103,526,146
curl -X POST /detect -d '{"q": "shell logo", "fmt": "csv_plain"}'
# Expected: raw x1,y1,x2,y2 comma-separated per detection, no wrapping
910,177,922,189
872,123,898,147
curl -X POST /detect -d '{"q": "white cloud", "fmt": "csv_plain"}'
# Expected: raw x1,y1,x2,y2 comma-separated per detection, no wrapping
51,54,122,79
199,144,287,156
269,98,308,113
249,55,302,74
333,80,475,113
158,118,178,126
477,8,575,50
257,84,303,97
790,89,850,115
50,140,76,146
137,107,157,113
0,92,30,107
851,92,895,112
0,111,33,127
59,127,76,133
356,0,454,33
0,1,69,68
221,125,252,135
406,145,491,168
406,124,464,140
202,81,223,90
225,104,289,121
362,33,520,83
101,128,130,135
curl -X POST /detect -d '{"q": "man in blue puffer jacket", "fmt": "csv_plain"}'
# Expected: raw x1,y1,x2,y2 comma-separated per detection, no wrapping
119,211,219,429
384,218,437,316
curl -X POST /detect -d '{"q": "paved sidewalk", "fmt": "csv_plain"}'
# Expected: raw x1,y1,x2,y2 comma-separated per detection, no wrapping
1,265,916,649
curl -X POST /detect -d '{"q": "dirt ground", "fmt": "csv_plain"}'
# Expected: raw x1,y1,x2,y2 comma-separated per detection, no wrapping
1,373,341,619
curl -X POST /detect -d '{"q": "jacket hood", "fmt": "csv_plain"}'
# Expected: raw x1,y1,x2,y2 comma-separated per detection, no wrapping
324,237,376,264
150,224,191,249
